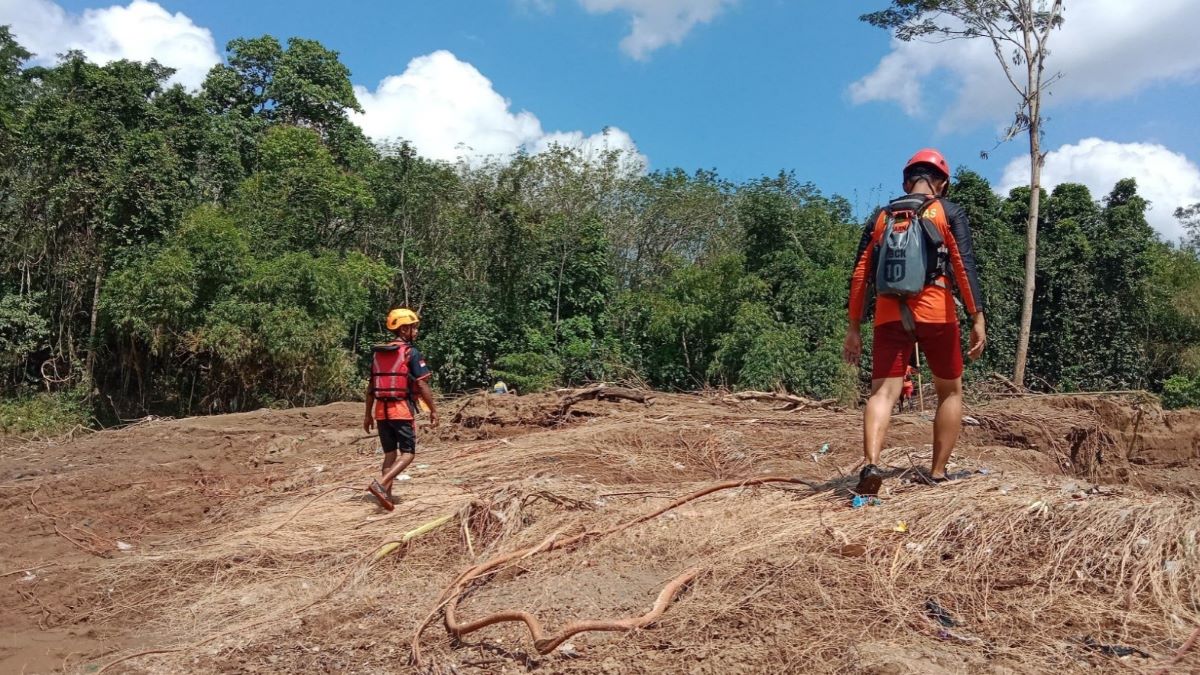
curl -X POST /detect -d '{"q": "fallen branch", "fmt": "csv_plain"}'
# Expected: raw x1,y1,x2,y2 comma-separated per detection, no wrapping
555,385,654,416
722,391,836,410
989,372,1025,393
1,562,57,577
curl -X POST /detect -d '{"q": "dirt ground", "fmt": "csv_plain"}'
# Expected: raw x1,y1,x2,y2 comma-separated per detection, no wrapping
1,391,1197,674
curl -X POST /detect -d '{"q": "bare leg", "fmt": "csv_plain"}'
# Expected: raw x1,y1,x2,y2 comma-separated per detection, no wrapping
930,376,964,479
381,452,396,498
380,452,415,490
863,377,904,467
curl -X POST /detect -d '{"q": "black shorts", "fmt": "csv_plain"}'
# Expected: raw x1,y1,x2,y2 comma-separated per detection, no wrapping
377,419,416,454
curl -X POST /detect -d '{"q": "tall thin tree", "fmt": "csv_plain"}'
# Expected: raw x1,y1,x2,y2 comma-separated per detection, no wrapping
862,0,1065,387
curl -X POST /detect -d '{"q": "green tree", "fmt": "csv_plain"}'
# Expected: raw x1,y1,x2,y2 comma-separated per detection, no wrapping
233,125,373,253
953,169,1022,379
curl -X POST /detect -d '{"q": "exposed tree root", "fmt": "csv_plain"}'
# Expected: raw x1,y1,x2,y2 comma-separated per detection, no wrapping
447,566,702,654
1153,624,1200,675
411,474,812,665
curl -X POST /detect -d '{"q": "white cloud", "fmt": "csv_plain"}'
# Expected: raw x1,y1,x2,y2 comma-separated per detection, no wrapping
577,0,736,60
351,50,644,165
851,0,1200,130
0,0,220,89
999,138,1200,241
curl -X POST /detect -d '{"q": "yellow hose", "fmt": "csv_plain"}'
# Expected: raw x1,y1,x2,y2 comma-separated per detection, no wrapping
373,514,456,562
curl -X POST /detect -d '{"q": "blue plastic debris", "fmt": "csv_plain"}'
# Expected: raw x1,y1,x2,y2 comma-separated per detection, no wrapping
851,496,882,508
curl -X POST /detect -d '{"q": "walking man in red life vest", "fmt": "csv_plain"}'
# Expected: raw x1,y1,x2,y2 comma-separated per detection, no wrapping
364,308,438,511
843,149,987,495
898,365,915,414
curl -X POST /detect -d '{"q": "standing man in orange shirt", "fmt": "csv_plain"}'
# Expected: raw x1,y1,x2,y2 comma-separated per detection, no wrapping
843,149,987,495
364,308,438,511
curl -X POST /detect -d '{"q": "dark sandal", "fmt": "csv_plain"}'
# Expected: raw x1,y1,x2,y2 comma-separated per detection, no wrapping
368,480,394,511
854,464,884,496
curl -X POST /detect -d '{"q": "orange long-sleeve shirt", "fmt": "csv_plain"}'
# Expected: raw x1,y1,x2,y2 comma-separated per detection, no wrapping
848,196,984,326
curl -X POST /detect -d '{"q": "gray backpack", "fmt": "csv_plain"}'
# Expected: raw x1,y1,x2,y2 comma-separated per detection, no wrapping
873,195,949,328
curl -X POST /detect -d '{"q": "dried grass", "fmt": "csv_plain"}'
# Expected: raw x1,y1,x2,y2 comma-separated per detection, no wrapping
52,392,1200,674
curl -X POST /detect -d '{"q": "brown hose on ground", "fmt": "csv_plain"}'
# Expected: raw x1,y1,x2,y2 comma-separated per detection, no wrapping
412,475,812,664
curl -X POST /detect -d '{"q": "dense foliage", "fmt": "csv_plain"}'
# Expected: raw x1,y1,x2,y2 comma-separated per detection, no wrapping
2,29,1200,422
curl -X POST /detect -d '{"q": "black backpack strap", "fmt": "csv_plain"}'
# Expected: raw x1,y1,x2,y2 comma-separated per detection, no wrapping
915,197,944,246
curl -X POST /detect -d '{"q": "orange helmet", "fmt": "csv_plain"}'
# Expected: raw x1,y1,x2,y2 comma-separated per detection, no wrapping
904,148,950,180
385,308,420,330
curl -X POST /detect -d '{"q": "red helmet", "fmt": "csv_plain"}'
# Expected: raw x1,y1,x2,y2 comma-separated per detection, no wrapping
904,148,950,180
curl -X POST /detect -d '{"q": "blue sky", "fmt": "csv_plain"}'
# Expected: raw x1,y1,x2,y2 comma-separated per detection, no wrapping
8,0,1200,234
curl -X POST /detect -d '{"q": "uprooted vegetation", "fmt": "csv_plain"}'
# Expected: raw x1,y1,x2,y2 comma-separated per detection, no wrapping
1,390,1198,674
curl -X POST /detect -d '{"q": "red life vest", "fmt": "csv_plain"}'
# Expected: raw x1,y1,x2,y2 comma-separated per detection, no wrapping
371,341,412,401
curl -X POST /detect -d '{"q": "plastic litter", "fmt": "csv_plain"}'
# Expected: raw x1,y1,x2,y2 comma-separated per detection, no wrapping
893,521,908,533
818,443,830,454
962,415,980,426
396,474,412,481
925,599,961,628
1081,636,1151,658
851,496,883,509
116,541,134,551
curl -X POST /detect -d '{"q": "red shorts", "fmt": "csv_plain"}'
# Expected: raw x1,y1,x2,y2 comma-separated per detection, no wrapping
872,321,963,380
